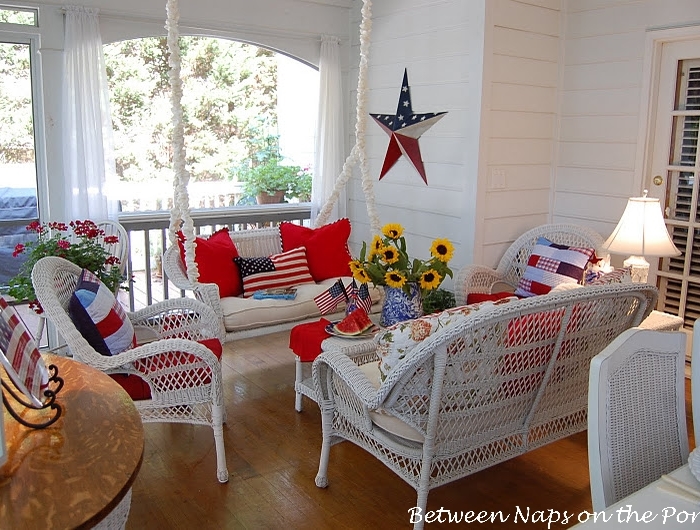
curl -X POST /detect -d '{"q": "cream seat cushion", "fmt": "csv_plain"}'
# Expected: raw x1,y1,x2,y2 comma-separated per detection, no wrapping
358,361,424,443
220,278,381,333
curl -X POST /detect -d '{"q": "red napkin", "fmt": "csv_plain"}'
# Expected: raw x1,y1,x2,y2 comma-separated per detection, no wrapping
289,318,332,362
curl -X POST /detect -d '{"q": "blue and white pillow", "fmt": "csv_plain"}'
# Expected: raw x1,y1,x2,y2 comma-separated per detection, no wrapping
68,269,135,356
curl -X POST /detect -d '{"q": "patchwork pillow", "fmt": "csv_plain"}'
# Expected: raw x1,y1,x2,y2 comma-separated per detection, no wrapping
69,269,136,356
375,297,518,381
234,247,315,297
514,237,595,297
280,218,353,281
466,291,516,304
177,227,242,297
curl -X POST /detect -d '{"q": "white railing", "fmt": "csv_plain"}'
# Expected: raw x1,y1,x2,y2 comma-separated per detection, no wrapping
117,203,312,310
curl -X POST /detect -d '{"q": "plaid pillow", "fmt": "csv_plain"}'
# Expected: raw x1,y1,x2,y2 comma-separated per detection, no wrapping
234,247,315,297
69,269,136,356
0,296,49,406
514,237,595,297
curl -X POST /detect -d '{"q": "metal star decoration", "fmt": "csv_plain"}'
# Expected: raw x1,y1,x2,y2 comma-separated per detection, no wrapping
370,69,447,184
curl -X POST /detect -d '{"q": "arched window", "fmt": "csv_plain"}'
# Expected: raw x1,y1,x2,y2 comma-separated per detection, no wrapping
103,36,318,212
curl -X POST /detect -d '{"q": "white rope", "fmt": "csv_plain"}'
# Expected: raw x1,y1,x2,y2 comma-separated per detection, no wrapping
314,0,381,233
165,0,198,282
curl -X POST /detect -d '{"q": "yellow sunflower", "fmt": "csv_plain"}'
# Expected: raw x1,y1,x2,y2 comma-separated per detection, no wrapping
349,259,363,274
385,271,406,288
381,223,404,240
419,269,442,290
381,247,399,264
368,235,384,259
353,268,371,284
430,238,455,263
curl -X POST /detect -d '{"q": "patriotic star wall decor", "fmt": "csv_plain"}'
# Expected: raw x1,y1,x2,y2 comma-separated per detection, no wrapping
370,69,447,184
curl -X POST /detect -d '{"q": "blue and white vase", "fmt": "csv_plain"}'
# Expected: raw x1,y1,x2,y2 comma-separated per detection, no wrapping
380,283,423,327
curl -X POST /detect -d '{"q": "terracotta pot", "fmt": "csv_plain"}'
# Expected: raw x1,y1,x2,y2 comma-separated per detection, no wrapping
256,190,286,204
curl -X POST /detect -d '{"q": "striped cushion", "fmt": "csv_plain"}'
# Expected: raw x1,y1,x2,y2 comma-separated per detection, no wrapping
234,247,315,297
514,237,595,298
69,269,136,356
0,296,49,406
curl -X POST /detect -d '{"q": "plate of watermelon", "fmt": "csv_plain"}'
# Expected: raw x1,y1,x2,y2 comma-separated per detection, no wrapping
326,308,378,338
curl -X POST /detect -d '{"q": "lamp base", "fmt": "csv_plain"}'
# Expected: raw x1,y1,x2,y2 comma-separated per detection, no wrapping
623,255,650,283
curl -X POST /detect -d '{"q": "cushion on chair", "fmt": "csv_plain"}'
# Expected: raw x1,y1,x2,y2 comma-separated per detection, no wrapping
279,218,353,282
69,269,136,356
177,228,242,297
234,247,315,296
111,337,223,401
375,297,518,381
466,291,516,304
514,237,595,298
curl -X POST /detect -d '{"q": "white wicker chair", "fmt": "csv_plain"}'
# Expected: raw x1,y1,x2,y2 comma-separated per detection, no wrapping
587,328,688,511
693,320,700,445
95,219,129,277
32,256,229,483
454,223,605,306
313,283,657,530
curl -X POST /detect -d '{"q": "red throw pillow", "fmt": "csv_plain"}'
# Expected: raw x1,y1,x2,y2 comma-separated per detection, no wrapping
177,228,242,297
466,291,516,304
279,219,353,281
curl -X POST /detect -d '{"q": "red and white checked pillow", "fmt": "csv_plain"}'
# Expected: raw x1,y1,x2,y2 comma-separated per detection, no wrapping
0,296,49,406
68,269,136,356
514,237,595,297
234,247,315,297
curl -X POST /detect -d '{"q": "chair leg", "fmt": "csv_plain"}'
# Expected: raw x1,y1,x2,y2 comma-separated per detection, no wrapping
295,356,303,412
315,399,333,488
212,403,229,483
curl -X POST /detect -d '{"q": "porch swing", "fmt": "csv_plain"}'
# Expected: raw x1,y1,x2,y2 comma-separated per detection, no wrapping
163,0,382,341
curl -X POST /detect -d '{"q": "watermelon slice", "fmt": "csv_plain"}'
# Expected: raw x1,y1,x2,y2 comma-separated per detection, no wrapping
334,308,374,336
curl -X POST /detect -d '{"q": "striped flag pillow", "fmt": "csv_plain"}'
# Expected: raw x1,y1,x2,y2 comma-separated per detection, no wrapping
68,269,136,356
0,296,49,407
234,247,315,297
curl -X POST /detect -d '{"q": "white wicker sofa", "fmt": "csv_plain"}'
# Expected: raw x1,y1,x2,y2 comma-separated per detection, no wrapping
313,282,657,530
163,226,380,342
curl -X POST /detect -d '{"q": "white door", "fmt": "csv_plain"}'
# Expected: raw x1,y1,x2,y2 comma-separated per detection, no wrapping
648,38,700,329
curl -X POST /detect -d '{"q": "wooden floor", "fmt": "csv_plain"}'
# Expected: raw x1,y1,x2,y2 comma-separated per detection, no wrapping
126,330,697,529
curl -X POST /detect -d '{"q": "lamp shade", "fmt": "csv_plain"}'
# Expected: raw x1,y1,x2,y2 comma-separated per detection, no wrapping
603,193,681,257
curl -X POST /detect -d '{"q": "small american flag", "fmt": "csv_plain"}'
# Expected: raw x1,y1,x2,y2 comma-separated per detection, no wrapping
0,296,49,407
314,278,347,315
347,279,372,314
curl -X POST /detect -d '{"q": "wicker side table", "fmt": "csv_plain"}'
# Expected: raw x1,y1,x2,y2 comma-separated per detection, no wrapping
639,310,684,331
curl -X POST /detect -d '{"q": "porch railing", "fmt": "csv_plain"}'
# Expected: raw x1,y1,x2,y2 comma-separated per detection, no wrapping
117,203,312,311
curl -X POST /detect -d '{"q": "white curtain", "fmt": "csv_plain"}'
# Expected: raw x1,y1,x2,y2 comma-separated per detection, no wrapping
311,35,344,222
62,6,118,220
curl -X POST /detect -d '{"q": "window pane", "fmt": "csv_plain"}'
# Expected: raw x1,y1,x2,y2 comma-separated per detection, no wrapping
0,8,37,26
0,41,38,289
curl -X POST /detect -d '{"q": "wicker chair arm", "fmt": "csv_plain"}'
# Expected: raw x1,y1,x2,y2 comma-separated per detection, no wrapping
454,265,511,306
313,350,381,409
128,297,223,342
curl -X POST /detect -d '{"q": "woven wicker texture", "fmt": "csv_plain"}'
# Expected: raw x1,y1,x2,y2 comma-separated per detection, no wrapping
313,283,657,530
32,256,229,483
92,488,132,530
692,320,700,445
454,223,604,306
588,328,688,511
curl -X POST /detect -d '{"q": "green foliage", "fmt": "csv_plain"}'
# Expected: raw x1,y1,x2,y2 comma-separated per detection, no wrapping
8,221,125,310
104,37,278,184
422,288,456,315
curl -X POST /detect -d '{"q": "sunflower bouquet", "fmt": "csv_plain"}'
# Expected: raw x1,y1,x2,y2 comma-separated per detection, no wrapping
349,223,454,296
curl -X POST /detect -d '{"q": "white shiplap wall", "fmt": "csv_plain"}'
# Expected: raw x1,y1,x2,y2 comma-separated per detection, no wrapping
478,0,562,267
345,0,484,282
555,0,700,239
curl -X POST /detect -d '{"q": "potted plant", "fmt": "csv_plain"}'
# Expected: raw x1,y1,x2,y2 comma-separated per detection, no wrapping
238,156,311,204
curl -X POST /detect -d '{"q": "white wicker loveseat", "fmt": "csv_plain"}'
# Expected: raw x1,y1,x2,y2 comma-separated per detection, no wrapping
313,282,657,529
163,225,380,342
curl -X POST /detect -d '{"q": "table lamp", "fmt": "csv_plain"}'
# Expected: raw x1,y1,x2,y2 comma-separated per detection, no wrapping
602,190,681,283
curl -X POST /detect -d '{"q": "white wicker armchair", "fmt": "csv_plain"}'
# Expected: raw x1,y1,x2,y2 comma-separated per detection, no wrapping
454,223,605,306
588,328,689,511
32,256,229,483
313,283,657,530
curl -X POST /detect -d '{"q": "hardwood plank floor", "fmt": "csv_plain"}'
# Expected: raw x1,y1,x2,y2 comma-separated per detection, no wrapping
126,330,696,529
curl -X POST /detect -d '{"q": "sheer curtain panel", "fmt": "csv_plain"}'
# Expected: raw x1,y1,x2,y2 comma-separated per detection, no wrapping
312,35,344,222
62,6,118,220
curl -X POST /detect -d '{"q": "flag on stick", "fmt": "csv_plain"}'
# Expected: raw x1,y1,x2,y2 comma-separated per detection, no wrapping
313,278,347,315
